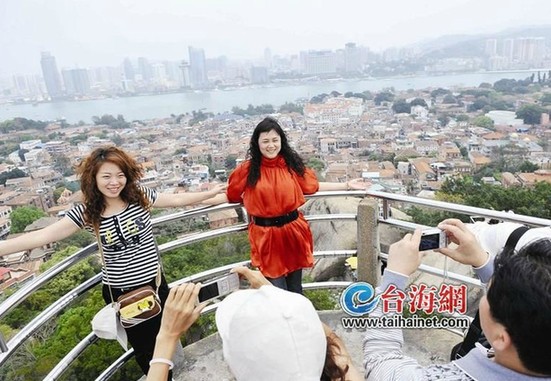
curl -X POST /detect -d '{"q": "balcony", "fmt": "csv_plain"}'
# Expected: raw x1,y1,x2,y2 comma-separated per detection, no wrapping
1,190,549,380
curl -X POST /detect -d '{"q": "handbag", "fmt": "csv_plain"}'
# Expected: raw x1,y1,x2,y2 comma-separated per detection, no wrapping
117,284,162,328
93,225,163,330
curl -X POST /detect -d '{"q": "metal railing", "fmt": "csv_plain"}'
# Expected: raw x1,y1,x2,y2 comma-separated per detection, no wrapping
1,190,550,380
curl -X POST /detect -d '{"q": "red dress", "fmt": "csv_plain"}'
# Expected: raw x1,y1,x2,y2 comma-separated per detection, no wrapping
226,155,320,278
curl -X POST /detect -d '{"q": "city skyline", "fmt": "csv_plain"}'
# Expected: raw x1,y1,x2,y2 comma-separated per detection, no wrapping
2,0,551,76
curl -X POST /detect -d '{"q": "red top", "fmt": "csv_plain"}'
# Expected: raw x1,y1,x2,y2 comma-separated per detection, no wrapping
227,155,320,278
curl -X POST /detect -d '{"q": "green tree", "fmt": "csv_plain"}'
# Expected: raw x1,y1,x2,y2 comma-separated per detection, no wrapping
516,104,545,125
225,154,238,170
307,157,325,174
10,206,47,234
278,102,303,114
0,168,27,186
410,98,428,108
442,94,457,104
473,115,495,129
518,161,539,173
539,93,551,106
392,99,411,114
456,114,469,122
374,91,394,105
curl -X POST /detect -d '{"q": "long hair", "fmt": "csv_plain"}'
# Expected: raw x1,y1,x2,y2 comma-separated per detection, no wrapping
321,333,349,381
246,117,306,187
75,146,149,229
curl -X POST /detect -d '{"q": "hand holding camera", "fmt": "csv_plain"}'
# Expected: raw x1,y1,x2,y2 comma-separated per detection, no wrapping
387,229,423,276
437,219,489,267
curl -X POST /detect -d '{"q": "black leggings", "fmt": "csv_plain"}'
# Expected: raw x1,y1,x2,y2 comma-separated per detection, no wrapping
102,274,171,380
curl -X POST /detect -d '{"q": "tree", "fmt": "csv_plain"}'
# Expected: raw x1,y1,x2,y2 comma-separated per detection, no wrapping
516,104,545,125
9,206,47,234
374,91,394,105
410,98,428,108
518,161,539,173
278,102,303,114
307,157,325,173
225,154,237,170
539,93,551,106
473,115,495,129
392,99,411,114
442,94,457,104
0,168,27,186
456,114,469,122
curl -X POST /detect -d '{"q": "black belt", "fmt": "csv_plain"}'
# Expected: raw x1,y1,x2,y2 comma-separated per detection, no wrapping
251,210,299,227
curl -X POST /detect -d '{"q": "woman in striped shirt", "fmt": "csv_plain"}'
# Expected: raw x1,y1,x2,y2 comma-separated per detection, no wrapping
0,146,226,380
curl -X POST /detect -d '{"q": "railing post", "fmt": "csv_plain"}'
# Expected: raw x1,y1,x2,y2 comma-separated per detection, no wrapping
356,198,380,286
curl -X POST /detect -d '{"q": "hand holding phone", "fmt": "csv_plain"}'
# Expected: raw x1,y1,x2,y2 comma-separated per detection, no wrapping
197,272,240,304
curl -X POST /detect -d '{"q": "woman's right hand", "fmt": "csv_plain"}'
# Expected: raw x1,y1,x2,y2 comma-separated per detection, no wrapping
231,266,271,289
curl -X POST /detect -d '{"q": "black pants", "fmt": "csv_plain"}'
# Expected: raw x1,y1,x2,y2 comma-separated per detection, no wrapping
266,269,303,294
102,274,171,380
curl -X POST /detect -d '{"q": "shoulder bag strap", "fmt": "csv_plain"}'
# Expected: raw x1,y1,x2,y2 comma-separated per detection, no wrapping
94,224,116,305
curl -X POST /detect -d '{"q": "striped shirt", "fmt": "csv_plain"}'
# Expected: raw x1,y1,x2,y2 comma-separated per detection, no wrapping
66,186,159,288
363,269,542,381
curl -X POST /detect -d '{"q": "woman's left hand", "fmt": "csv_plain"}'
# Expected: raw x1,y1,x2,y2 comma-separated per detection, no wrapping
209,183,227,196
347,178,372,190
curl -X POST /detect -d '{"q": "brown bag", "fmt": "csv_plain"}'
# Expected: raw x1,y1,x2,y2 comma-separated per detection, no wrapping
117,285,162,328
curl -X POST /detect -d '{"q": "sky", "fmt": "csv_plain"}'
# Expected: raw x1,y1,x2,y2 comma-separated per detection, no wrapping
2,0,551,76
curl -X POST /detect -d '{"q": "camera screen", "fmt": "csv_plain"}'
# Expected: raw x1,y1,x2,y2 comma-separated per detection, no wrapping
419,233,441,251
198,282,220,303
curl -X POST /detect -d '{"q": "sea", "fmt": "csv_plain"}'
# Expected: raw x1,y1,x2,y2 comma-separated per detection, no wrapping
0,70,542,124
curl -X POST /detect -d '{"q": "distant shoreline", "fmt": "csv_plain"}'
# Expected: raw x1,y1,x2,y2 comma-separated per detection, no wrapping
0,70,541,123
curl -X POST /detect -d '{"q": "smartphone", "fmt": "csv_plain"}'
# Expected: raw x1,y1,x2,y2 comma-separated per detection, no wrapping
419,228,448,251
198,272,240,304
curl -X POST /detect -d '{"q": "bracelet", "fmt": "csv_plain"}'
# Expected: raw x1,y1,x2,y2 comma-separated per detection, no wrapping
149,358,174,370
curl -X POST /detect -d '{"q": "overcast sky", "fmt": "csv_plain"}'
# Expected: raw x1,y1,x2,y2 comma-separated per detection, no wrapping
2,0,551,76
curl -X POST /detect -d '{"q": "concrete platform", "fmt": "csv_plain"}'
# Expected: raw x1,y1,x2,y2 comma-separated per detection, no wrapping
170,310,462,380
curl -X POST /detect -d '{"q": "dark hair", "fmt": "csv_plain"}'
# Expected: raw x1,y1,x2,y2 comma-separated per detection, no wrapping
246,117,306,187
75,146,150,229
320,333,349,381
487,238,551,375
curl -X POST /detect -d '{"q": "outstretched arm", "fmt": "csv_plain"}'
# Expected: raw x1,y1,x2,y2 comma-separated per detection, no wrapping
318,178,371,192
146,283,205,381
0,217,80,256
153,183,227,208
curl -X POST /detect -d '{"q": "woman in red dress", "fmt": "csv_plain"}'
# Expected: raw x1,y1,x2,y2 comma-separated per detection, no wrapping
212,117,368,293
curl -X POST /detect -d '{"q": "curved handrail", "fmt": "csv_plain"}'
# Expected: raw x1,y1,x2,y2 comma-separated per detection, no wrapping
2,190,551,380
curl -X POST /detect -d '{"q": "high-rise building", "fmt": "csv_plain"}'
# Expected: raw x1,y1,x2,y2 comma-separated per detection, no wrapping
138,57,152,82
250,66,269,84
264,48,272,69
485,39,498,56
123,58,135,81
179,60,191,88
502,39,515,62
61,68,91,96
40,52,63,99
300,50,337,75
188,46,208,88
344,43,362,73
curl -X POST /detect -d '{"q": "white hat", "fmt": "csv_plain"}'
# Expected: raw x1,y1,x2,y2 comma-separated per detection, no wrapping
92,303,128,350
215,285,326,381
